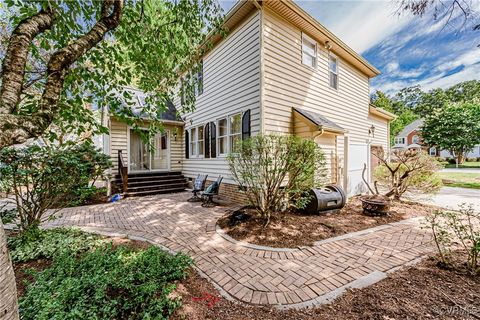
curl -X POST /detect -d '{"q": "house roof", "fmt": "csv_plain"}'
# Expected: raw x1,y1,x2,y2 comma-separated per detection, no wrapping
369,104,396,120
397,119,423,137
293,107,346,133
116,87,182,123
206,0,380,78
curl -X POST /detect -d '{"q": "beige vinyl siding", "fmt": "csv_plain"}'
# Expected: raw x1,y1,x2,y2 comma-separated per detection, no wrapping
262,8,388,183
109,118,183,172
178,11,262,183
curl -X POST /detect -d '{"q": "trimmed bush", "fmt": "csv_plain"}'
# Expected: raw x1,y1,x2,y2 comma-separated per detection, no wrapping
228,134,327,224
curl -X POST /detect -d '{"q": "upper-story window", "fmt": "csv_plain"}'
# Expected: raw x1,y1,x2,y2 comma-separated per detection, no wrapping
329,55,338,89
181,60,204,105
429,147,436,156
412,135,420,144
302,34,317,68
395,137,405,145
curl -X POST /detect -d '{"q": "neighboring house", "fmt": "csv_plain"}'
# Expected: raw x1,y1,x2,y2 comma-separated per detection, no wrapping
392,119,480,158
392,119,427,152
105,0,395,200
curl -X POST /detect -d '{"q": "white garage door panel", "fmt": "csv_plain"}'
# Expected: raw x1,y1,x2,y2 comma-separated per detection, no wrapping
348,144,368,196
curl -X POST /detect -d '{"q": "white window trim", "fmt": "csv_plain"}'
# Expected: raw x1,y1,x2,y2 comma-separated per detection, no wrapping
216,111,244,157
328,53,339,90
429,147,436,156
395,137,405,145
189,125,205,158
301,33,317,69
217,117,228,157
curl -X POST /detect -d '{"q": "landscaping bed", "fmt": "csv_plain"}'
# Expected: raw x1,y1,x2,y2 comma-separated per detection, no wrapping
218,198,439,248
173,254,480,320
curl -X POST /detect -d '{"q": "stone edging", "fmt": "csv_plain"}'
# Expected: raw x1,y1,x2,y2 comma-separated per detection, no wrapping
215,216,426,252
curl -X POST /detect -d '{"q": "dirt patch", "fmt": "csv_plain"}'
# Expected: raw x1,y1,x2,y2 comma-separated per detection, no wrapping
173,257,480,320
14,258,51,297
218,198,439,248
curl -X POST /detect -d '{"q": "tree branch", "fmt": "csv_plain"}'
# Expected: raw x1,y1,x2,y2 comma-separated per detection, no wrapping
0,0,124,148
0,7,56,114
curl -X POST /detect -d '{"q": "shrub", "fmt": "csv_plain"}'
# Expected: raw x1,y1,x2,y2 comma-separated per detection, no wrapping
228,134,327,225
373,149,442,200
7,228,104,263
447,158,457,164
425,204,480,274
19,244,192,320
0,143,112,234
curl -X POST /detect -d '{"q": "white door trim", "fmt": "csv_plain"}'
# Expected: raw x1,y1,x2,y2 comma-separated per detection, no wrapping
127,127,171,173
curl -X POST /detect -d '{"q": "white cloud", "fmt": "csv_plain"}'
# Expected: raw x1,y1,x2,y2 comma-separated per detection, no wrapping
421,63,480,90
385,61,399,73
297,0,414,53
435,49,480,72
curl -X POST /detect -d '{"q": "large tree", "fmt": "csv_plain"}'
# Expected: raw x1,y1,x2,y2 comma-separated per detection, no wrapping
0,0,223,317
422,102,480,164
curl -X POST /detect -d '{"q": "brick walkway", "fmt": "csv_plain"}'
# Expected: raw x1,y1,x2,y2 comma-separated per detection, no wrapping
44,192,434,308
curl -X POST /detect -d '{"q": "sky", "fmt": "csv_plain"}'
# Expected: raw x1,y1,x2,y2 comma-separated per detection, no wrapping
219,0,480,95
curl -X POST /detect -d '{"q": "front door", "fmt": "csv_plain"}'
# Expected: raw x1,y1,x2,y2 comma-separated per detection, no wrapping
129,129,170,172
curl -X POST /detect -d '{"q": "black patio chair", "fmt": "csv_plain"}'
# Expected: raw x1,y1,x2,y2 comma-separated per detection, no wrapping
188,174,208,202
201,176,223,208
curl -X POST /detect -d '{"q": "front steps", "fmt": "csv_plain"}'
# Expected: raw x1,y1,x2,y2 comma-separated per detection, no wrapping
113,171,188,197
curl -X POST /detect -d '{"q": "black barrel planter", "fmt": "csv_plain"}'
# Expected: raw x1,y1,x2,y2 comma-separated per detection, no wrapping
304,185,347,215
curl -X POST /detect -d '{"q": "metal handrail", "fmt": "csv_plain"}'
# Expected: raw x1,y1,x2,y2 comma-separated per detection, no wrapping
118,150,128,193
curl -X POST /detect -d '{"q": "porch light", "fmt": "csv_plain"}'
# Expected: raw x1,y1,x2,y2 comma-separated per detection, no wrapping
369,125,375,138
173,132,178,141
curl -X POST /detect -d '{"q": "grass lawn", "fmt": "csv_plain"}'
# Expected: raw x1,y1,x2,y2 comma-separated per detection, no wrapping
445,161,480,168
438,172,480,189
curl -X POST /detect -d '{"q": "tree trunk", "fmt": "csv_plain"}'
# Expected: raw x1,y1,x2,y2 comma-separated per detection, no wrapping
0,221,19,320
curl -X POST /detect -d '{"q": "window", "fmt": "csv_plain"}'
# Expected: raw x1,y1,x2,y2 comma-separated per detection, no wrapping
218,118,228,155
395,137,405,145
189,126,205,157
302,34,317,68
190,127,197,156
198,125,204,156
180,60,204,105
329,55,338,89
412,135,420,144
429,147,436,156
230,113,242,152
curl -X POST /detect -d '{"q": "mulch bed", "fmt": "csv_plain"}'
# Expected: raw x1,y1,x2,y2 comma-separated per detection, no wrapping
12,236,480,319
217,197,439,248
172,255,480,320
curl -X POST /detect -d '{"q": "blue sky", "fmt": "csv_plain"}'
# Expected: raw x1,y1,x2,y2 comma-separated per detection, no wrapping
219,0,480,95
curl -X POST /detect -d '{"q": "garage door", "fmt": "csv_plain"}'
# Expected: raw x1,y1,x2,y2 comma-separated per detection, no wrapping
348,143,368,196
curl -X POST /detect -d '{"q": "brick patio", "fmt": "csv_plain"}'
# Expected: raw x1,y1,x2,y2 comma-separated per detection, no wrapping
43,192,434,308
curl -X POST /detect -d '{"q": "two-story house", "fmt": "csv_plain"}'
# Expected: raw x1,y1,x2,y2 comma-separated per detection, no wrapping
105,0,395,200
393,119,480,159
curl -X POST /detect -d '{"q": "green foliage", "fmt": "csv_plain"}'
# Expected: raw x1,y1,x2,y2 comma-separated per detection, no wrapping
371,81,480,147
227,135,327,222
2,0,224,142
19,243,192,320
7,228,103,263
0,143,112,233
425,205,480,274
421,102,480,164
373,149,442,200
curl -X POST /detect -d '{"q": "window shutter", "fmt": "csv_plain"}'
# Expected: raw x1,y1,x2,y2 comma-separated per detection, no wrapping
185,130,189,159
204,124,210,158
242,109,251,140
210,122,216,158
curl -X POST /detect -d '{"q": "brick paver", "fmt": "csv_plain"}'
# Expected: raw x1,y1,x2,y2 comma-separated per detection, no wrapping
43,192,434,308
